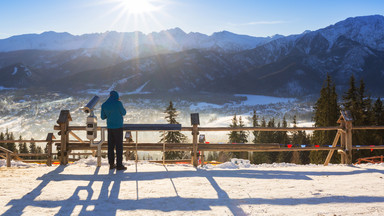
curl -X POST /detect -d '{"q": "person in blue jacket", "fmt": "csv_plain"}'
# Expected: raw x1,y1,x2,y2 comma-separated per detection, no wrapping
101,91,127,170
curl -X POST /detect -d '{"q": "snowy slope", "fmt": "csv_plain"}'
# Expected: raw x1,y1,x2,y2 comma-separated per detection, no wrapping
0,158,384,215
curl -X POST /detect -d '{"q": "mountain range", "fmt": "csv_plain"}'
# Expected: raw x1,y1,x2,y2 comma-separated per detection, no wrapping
1,15,384,97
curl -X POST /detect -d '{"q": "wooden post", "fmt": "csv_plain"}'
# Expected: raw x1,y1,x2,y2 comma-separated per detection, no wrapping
201,151,205,167
162,131,165,165
135,131,138,163
57,110,72,165
192,124,198,167
46,133,55,166
0,146,13,167
345,120,353,164
337,110,353,164
191,113,200,167
6,152,11,167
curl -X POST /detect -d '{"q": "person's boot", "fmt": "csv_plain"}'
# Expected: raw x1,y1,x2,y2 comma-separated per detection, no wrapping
116,165,127,170
110,164,117,169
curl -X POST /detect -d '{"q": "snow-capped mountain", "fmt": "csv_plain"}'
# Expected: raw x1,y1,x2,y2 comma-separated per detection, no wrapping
0,28,278,58
1,15,384,97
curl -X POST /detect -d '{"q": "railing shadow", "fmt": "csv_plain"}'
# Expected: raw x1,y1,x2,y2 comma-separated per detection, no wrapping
3,165,384,215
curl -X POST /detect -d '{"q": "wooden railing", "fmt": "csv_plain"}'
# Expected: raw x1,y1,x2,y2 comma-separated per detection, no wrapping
2,110,384,168
50,110,384,167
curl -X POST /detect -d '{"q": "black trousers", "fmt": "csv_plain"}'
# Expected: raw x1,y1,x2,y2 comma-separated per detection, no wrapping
107,128,123,167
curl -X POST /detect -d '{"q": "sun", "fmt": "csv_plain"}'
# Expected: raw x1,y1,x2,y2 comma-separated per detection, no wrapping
118,0,161,15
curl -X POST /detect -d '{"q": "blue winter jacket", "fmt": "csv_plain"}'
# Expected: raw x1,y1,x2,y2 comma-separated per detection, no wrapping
101,91,126,129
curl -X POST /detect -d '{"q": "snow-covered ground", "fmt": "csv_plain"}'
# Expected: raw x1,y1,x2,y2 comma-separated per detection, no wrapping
1,158,384,216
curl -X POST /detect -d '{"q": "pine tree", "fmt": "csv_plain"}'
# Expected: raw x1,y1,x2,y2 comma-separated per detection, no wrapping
343,76,376,159
291,116,310,164
36,146,43,159
228,115,248,159
251,109,259,143
311,74,339,164
373,98,384,145
0,132,5,148
252,117,271,164
275,117,291,163
18,135,29,154
256,117,267,143
5,130,17,152
228,114,239,143
160,101,187,160
29,138,37,154
373,98,384,126
238,116,248,143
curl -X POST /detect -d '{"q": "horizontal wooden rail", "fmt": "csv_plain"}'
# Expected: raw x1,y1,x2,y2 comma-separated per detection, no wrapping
0,140,60,143
196,126,342,132
13,153,48,157
51,141,349,152
352,145,384,150
352,126,384,130
54,125,344,132
55,125,384,132
54,125,187,132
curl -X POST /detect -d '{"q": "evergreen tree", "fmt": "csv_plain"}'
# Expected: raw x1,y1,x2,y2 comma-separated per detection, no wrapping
266,118,276,143
251,109,259,143
311,74,339,164
0,132,5,148
343,76,376,159
291,116,310,164
254,118,278,163
373,98,384,145
18,135,29,154
275,117,291,163
373,98,384,125
280,117,290,144
256,117,267,143
251,111,270,164
228,114,239,143
228,115,248,159
238,116,248,143
36,146,43,159
29,138,37,154
159,101,187,160
5,130,17,152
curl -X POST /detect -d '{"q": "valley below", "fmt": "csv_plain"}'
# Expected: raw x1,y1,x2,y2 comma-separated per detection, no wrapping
0,89,314,149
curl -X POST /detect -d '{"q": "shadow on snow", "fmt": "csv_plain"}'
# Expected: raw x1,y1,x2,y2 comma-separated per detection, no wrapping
3,165,384,216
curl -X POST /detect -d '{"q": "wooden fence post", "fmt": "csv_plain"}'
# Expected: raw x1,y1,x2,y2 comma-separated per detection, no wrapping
6,152,11,167
337,110,353,164
46,133,55,166
0,146,13,167
345,119,353,164
191,113,200,167
57,110,72,165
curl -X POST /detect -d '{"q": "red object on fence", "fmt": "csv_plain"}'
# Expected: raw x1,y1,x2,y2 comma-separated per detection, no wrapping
287,144,292,148
315,145,320,148
205,142,210,144
370,145,374,152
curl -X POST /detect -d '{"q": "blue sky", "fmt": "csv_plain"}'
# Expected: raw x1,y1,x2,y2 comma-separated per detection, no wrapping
1,0,384,39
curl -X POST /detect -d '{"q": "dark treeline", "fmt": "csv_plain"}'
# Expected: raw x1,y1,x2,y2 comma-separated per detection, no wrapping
0,129,45,159
216,74,384,164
